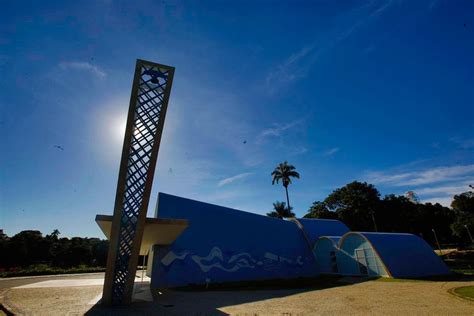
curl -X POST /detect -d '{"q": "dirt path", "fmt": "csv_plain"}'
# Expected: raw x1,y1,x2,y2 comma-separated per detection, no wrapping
3,286,103,315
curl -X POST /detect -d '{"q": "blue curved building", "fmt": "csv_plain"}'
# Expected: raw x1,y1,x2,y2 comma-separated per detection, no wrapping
97,193,451,288
315,231,451,278
335,232,450,278
313,236,341,274
336,232,390,277
149,193,334,288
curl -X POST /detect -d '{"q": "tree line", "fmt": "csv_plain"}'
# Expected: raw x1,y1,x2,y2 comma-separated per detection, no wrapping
2,161,473,270
0,229,109,269
268,161,474,247
304,181,474,245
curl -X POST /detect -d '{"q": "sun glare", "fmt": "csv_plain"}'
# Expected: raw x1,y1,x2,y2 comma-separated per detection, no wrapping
113,115,127,144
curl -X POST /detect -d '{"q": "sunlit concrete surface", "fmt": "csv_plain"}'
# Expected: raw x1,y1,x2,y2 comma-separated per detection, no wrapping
0,273,153,315
14,276,150,289
14,279,105,288
11,275,153,306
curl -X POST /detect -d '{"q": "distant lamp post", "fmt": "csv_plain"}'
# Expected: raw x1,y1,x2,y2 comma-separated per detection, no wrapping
432,228,442,255
464,224,473,244
371,211,378,232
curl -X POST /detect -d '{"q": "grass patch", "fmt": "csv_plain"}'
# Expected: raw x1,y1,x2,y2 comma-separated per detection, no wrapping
451,286,474,301
0,264,105,278
376,272,473,282
0,304,13,316
375,277,430,283
452,268,474,275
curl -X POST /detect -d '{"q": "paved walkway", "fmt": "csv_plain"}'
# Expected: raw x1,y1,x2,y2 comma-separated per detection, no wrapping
15,279,105,289
1,275,474,315
0,273,105,290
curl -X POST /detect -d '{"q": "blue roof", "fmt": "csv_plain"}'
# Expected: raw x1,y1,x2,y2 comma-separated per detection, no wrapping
297,218,349,246
352,232,451,278
321,236,342,244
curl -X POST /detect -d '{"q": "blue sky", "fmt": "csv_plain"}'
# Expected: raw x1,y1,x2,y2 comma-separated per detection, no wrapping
1,0,473,238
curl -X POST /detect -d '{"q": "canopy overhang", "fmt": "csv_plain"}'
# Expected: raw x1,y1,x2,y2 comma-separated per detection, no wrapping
95,214,188,255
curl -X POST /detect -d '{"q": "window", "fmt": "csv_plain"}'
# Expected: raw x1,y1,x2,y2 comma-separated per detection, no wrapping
355,249,368,275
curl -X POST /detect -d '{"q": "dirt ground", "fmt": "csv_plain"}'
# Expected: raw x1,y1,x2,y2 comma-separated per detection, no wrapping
217,280,474,315
2,278,474,315
2,286,103,315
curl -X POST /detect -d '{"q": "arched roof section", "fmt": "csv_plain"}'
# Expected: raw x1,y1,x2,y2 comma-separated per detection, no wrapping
313,236,341,275
313,236,341,250
339,232,450,278
296,218,349,247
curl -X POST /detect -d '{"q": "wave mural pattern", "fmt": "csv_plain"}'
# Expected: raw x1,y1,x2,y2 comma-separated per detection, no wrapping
161,247,304,273
151,193,326,287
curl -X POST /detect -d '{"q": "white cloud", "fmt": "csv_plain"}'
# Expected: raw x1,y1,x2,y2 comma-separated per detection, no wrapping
218,172,253,187
264,1,396,91
365,164,474,208
421,196,453,207
291,146,308,155
370,0,393,17
256,119,303,144
366,164,474,187
265,46,315,87
59,61,106,79
416,184,473,196
323,147,340,157
451,137,474,149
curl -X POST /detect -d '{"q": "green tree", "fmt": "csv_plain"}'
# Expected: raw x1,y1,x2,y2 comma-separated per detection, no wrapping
450,191,474,243
267,201,295,219
302,181,458,245
414,202,455,245
304,201,338,219
324,181,380,231
0,230,110,269
377,194,418,233
7,230,49,266
271,161,300,211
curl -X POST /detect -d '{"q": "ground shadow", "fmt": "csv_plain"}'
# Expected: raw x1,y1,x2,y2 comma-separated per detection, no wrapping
84,275,360,315
85,273,472,315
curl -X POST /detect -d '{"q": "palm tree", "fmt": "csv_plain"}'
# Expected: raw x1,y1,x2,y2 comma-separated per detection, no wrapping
267,201,295,219
47,229,61,241
271,161,300,212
